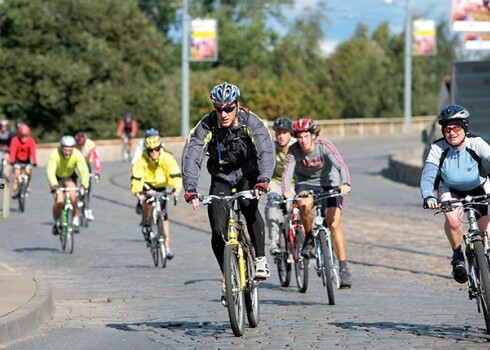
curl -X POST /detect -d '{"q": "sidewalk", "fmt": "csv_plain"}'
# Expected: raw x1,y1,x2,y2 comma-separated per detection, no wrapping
0,262,54,345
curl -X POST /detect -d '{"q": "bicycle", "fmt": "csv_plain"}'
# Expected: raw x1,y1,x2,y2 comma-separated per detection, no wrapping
56,187,81,254
199,189,260,337
121,136,130,162
141,190,176,268
309,189,342,305
270,194,309,293
78,173,98,227
16,165,29,213
432,194,490,334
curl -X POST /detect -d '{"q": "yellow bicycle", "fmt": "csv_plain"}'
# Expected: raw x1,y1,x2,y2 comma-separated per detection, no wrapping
200,189,260,337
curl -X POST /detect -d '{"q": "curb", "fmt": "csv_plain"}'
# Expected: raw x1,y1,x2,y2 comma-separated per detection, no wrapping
387,147,423,187
0,276,54,345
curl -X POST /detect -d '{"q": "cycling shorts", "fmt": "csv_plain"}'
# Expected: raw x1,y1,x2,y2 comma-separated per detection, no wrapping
144,184,168,220
441,180,490,219
294,184,343,211
13,160,31,169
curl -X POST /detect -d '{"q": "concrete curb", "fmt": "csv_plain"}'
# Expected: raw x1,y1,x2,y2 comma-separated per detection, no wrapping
388,147,423,187
0,275,54,345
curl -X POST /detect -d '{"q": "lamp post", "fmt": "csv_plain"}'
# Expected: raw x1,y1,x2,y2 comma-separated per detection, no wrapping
181,0,190,137
403,0,412,133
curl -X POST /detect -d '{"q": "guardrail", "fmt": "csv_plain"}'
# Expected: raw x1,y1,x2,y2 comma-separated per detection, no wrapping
0,178,9,222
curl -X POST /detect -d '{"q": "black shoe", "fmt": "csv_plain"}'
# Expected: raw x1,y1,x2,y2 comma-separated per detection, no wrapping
340,267,352,289
11,191,19,199
136,201,143,215
166,248,174,260
52,224,60,236
301,237,315,258
451,260,468,284
141,223,151,242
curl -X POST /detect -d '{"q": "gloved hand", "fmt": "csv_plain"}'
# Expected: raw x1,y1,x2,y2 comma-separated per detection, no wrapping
32,163,37,167
184,191,199,203
50,185,58,194
424,196,439,209
254,181,269,197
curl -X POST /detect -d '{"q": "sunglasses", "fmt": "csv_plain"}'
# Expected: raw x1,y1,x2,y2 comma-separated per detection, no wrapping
443,125,463,134
147,146,161,152
215,105,237,113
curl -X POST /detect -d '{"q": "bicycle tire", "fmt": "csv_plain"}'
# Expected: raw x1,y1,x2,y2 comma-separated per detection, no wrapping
224,244,245,336
474,241,490,334
318,229,335,305
66,208,74,254
157,214,167,269
276,227,291,287
244,245,259,328
80,202,89,228
149,213,160,266
18,181,26,213
294,226,308,293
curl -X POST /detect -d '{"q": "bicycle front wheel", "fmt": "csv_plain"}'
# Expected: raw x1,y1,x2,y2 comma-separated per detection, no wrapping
244,245,259,328
474,241,490,334
61,209,74,254
18,181,26,213
224,244,245,337
294,226,308,293
318,229,335,305
157,214,167,269
276,227,291,287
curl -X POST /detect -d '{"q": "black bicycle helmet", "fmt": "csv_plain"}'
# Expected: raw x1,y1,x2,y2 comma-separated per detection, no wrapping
438,104,470,125
272,117,293,132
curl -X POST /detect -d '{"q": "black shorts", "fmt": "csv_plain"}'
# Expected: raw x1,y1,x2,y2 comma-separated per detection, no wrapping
451,185,489,219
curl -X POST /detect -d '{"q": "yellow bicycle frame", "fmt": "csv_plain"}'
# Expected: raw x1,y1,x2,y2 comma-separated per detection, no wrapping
227,217,247,290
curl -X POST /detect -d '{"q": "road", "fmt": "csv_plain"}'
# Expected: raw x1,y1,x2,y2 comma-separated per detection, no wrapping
1,134,489,349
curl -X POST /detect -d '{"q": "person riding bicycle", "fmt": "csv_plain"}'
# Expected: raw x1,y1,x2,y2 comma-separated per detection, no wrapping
9,124,37,198
116,112,138,156
131,134,182,260
265,116,296,255
282,118,353,289
74,132,101,221
0,119,13,179
131,128,164,165
181,81,275,305
420,104,490,284
46,135,90,235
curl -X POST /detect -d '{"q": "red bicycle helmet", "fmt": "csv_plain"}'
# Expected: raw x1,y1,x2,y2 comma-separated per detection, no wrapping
18,124,31,136
292,118,316,135
75,132,87,144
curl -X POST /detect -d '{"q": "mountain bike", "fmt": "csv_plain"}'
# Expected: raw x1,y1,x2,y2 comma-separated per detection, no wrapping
200,189,260,337
141,190,176,268
57,187,80,254
121,136,130,162
434,194,490,334
270,194,309,292
310,189,341,305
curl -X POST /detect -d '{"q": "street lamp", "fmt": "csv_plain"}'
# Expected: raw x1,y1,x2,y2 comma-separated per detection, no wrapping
403,0,412,133
181,0,191,137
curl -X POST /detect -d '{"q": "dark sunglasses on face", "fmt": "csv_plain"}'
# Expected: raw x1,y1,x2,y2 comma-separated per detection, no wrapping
443,125,463,134
147,146,161,152
215,104,237,113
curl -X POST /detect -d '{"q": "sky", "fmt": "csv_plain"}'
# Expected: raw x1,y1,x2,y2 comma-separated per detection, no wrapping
282,0,453,55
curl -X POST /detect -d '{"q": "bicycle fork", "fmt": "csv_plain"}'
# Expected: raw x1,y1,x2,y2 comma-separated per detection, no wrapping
228,218,246,290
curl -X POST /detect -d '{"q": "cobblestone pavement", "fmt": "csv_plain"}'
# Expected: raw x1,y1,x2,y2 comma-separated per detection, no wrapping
2,135,490,349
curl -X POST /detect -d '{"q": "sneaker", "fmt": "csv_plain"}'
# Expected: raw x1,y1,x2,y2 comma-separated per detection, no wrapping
269,241,281,255
166,248,174,260
221,287,227,307
72,216,80,233
52,223,60,236
85,208,95,221
340,267,352,289
301,237,315,258
254,256,270,280
136,201,143,215
141,223,151,242
11,191,19,199
451,260,468,284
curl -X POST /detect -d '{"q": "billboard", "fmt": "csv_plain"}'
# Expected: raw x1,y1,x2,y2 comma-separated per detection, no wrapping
190,18,218,62
412,19,437,56
451,0,490,32
463,32,490,49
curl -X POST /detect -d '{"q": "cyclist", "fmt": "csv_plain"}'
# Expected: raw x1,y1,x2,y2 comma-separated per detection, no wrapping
181,81,275,306
420,104,490,284
282,118,353,289
9,124,37,198
46,136,90,234
265,116,296,255
131,134,182,259
116,112,138,156
74,132,101,221
0,119,13,179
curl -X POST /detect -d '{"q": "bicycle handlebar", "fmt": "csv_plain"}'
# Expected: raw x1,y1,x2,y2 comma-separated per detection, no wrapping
199,190,255,206
438,193,490,212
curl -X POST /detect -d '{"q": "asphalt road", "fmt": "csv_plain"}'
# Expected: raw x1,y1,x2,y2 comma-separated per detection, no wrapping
1,134,490,349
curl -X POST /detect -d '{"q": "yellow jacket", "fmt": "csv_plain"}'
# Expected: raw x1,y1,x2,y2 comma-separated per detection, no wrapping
46,148,90,188
131,150,183,195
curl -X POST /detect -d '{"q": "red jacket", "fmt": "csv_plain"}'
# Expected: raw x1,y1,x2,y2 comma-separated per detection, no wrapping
117,120,137,137
9,136,37,164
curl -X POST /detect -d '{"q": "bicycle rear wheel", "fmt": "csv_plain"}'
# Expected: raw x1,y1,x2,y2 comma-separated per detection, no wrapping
294,226,308,293
244,246,259,328
474,241,490,334
318,229,335,305
224,244,245,336
276,227,291,287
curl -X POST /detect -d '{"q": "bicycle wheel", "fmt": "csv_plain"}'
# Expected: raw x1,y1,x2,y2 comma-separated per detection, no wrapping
244,246,260,328
149,214,160,266
474,241,490,334
157,214,167,269
318,229,335,305
294,226,308,293
276,227,291,287
224,244,245,336
80,203,89,228
18,181,26,213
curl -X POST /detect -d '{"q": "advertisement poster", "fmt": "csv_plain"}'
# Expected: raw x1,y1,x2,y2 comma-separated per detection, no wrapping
464,32,490,49
451,0,490,32
412,19,437,56
191,18,218,62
